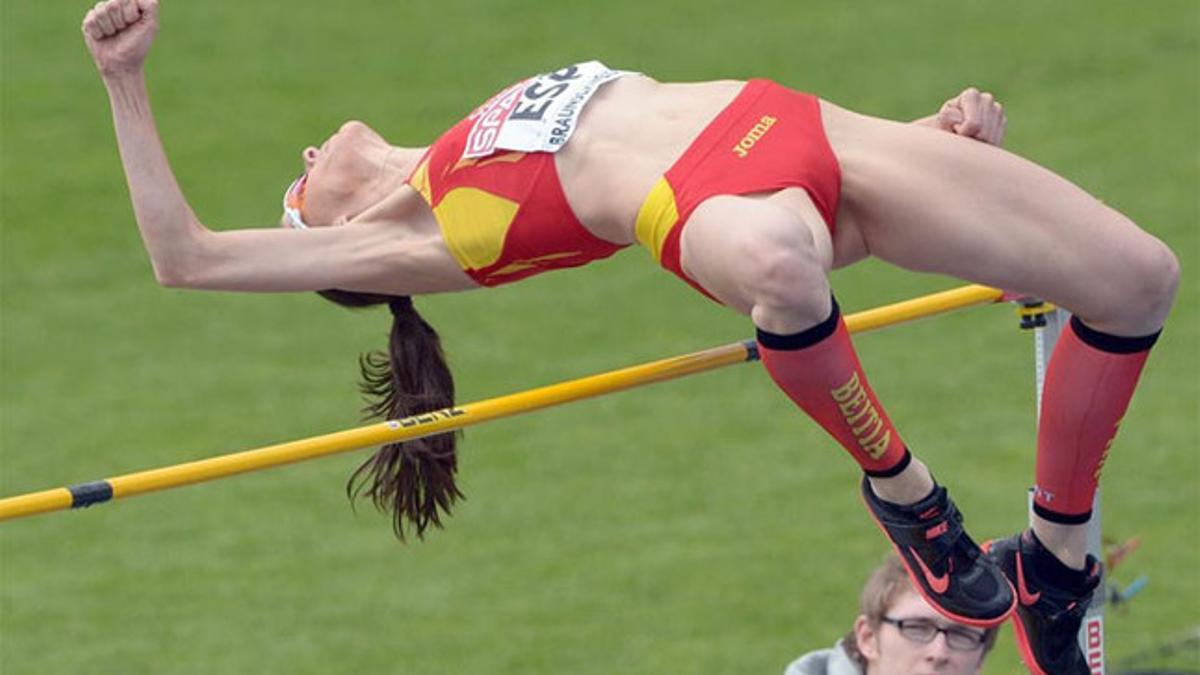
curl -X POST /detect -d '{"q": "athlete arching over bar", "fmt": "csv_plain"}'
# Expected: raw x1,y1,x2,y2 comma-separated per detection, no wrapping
83,1,1177,672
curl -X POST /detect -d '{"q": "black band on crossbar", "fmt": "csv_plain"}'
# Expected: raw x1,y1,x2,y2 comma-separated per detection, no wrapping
68,481,114,509
742,339,760,362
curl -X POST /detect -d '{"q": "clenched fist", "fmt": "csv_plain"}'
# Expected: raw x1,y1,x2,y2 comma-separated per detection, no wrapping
930,87,1007,146
82,0,160,78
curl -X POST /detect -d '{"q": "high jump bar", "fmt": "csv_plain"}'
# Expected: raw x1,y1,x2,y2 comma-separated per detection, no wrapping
0,284,1005,522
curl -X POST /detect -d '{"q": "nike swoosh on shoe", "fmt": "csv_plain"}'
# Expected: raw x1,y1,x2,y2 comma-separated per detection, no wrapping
910,546,950,594
1016,550,1042,606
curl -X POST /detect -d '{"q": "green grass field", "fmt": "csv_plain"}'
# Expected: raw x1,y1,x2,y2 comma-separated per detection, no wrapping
2,1,1197,672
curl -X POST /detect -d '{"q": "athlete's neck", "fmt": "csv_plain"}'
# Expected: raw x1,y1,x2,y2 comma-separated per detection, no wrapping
386,146,428,184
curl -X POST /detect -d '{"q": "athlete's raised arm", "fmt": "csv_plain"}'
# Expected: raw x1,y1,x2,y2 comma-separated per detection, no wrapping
81,0,450,295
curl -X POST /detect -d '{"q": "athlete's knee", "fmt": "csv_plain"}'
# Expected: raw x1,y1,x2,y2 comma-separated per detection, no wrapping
1077,233,1179,332
1139,238,1179,304
1119,235,1179,326
741,228,831,332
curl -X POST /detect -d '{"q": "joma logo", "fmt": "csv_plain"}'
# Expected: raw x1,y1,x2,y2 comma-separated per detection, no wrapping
733,115,778,158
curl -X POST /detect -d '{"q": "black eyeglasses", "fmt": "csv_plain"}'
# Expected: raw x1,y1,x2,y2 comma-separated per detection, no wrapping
880,617,987,651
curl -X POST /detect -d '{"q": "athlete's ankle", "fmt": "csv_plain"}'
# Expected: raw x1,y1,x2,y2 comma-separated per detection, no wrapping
868,456,934,507
1030,518,1089,572
1024,528,1096,594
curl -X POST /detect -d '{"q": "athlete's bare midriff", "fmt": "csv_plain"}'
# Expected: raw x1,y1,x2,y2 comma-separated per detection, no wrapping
555,75,745,245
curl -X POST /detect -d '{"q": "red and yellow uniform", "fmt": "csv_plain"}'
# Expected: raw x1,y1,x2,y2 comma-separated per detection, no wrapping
408,74,841,296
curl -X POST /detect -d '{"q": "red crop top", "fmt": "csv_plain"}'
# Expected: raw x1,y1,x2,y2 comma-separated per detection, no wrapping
407,96,628,287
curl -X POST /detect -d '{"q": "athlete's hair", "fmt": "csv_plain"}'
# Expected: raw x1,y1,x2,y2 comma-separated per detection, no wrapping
842,554,998,668
318,289,462,540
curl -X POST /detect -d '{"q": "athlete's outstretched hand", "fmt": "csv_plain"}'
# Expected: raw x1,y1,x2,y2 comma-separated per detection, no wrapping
82,0,160,78
926,87,1007,146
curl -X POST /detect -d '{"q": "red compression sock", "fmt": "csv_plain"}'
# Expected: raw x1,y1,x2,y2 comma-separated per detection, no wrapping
756,297,910,476
1034,316,1161,523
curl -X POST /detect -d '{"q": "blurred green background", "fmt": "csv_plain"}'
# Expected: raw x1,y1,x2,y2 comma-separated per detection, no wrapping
2,0,1196,672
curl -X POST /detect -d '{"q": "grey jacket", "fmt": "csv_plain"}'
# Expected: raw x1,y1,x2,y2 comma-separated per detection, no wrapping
783,640,863,675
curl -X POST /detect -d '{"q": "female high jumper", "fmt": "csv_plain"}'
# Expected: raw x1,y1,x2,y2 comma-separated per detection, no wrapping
82,1,1178,671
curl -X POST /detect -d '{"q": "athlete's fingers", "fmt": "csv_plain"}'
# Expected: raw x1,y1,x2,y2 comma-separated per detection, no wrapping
955,87,983,137
104,0,128,31
136,0,159,20
993,110,1007,146
982,98,1004,145
82,10,105,40
936,102,964,131
976,91,999,142
120,0,141,24
975,93,995,143
92,1,116,35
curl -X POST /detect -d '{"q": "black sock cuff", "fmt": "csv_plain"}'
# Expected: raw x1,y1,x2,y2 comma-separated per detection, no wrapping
864,448,912,478
755,297,841,351
1070,316,1161,354
1033,502,1092,525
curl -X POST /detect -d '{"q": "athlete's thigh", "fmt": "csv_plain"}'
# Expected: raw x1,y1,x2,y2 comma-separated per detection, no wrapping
679,191,832,317
825,104,1173,329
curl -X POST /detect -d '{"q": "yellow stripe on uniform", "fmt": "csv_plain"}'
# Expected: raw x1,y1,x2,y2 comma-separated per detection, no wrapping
634,177,679,264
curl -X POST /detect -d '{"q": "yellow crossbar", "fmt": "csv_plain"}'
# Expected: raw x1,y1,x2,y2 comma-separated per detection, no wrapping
0,284,1003,522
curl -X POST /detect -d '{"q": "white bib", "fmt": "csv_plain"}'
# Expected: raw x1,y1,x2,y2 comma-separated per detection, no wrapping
462,61,632,159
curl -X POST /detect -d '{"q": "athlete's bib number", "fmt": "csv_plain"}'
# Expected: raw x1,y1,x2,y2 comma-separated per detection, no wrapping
462,61,629,159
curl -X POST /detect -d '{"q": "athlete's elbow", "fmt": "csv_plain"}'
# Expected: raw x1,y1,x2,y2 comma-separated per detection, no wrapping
148,239,208,288
149,224,216,289
152,259,194,288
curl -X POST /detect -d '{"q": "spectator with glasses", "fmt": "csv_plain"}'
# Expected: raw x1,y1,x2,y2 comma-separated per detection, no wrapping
785,555,997,674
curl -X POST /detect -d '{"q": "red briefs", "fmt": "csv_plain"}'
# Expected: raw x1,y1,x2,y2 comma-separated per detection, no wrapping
408,114,626,287
634,79,841,302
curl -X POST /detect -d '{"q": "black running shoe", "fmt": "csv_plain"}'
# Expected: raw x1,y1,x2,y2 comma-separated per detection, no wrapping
860,476,1015,627
985,531,1101,675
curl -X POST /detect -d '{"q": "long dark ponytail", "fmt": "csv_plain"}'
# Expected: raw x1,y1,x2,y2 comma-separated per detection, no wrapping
318,289,462,540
